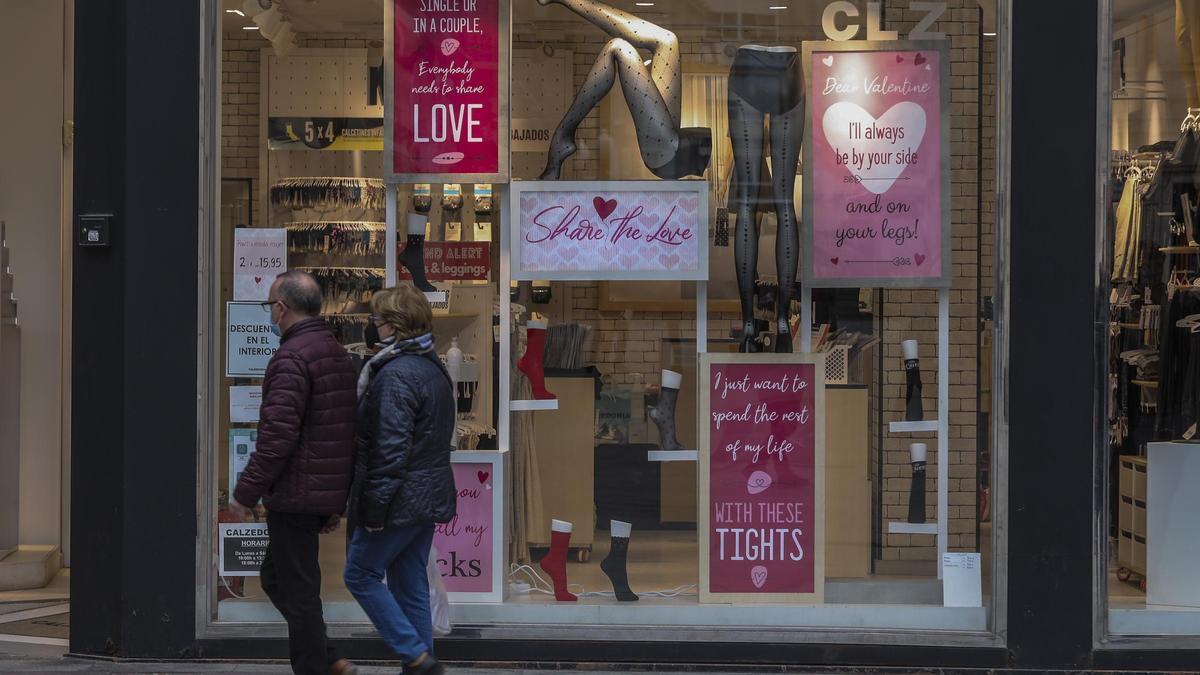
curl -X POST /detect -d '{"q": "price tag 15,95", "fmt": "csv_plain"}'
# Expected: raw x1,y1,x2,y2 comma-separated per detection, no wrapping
234,228,288,301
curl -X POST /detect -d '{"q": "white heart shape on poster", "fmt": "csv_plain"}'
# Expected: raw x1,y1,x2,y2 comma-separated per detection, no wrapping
822,55,834,67
821,101,927,195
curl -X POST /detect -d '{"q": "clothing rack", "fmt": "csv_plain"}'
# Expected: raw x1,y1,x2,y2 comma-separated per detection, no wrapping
286,221,387,232
270,177,386,211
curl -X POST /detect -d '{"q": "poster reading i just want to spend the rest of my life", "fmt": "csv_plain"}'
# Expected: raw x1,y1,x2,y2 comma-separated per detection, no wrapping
803,41,951,289
699,354,826,603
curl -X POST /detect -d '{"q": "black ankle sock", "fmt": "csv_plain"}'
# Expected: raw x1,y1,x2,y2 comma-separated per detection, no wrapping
601,537,638,601
399,234,437,292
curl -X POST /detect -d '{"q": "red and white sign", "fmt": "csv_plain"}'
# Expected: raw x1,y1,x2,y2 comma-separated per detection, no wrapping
233,228,287,301
803,42,950,288
396,242,490,282
510,181,708,281
387,0,506,181
699,355,824,603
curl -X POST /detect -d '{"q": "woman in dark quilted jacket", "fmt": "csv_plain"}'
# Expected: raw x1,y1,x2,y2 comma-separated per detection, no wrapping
343,283,456,675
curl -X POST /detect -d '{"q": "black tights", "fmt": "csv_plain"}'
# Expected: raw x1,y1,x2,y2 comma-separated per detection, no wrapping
729,90,803,351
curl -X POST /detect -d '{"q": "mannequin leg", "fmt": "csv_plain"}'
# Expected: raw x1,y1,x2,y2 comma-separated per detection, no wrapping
728,90,765,352
539,0,681,123
647,369,684,451
539,519,578,601
769,102,804,353
540,37,678,179
601,520,638,601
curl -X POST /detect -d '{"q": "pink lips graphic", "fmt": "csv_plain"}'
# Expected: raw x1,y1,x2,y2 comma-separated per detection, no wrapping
432,152,464,165
747,470,773,495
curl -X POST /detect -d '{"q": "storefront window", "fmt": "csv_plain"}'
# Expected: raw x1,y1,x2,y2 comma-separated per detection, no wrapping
1104,0,1200,638
203,0,1002,641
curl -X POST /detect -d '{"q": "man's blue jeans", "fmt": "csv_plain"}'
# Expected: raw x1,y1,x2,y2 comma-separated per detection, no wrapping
343,524,435,661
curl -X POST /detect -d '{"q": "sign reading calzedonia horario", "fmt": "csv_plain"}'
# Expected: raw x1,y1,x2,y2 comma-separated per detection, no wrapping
509,181,708,281
386,0,508,182
802,41,950,289
699,354,825,603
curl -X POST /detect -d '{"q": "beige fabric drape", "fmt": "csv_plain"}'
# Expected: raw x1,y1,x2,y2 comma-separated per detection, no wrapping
509,324,544,564
1177,0,1200,110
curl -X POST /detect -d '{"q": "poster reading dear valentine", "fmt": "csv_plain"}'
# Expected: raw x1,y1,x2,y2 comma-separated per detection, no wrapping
433,462,495,594
803,43,950,288
699,355,825,603
388,0,505,180
511,181,708,281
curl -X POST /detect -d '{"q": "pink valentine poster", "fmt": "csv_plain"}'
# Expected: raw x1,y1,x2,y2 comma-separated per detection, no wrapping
803,44,950,288
433,462,494,594
511,181,708,281
699,355,825,602
389,0,504,179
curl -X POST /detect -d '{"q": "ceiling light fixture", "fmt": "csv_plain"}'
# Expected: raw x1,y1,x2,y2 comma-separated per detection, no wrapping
769,5,788,9
635,2,655,5
242,25,259,29
982,32,997,37
226,9,245,16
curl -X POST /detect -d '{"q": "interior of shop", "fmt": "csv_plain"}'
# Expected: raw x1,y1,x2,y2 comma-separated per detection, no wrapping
1106,0,1200,635
212,0,997,632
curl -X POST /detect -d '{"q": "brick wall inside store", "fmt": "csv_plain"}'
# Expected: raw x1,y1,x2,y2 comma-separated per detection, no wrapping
516,0,995,565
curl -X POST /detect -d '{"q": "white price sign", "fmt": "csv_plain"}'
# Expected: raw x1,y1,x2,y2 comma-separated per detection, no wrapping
234,228,287,300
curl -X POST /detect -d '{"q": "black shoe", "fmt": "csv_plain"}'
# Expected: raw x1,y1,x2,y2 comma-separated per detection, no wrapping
404,655,445,675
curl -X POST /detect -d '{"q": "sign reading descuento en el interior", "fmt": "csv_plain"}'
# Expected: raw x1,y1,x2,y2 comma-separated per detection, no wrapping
387,0,507,182
226,301,279,378
510,181,708,281
802,41,951,289
699,354,825,603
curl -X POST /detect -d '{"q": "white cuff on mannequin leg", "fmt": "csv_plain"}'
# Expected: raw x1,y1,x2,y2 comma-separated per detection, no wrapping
910,442,927,463
528,319,547,330
660,369,683,389
902,339,920,362
551,519,573,533
610,520,632,538
407,213,428,236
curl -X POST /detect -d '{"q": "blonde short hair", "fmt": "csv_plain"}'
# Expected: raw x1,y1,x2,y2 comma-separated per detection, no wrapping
371,283,433,340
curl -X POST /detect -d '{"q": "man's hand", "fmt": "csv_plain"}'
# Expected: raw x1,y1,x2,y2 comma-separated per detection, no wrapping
229,500,254,522
321,514,341,534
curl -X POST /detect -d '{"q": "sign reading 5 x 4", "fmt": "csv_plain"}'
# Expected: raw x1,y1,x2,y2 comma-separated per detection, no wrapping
267,117,384,151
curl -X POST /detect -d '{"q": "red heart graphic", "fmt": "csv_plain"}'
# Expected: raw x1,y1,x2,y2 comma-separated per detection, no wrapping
896,55,905,63
477,470,489,484
593,196,618,220
254,276,263,284
914,253,926,266
914,53,927,66
830,257,840,265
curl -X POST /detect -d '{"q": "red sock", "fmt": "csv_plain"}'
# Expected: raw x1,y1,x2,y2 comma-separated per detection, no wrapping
518,323,556,400
540,526,577,601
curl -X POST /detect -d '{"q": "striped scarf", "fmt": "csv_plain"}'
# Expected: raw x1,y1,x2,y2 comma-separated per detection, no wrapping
357,332,435,399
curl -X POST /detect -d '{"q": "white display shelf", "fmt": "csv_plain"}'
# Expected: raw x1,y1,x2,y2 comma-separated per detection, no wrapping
888,521,938,535
510,399,559,411
888,420,939,433
648,450,698,462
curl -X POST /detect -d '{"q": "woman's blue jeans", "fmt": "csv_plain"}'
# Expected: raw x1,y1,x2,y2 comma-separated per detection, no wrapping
343,524,435,661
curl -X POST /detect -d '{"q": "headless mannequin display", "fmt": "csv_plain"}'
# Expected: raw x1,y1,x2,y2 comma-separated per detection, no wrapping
537,0,711,180
727,45,804,353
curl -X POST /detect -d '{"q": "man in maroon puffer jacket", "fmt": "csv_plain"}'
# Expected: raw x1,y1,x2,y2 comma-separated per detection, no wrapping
232,271,359,675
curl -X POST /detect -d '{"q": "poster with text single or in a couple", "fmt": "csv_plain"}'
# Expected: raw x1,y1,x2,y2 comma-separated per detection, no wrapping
803,41,950,289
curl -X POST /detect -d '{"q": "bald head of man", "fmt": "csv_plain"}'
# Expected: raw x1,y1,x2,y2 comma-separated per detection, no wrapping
266,270,323,335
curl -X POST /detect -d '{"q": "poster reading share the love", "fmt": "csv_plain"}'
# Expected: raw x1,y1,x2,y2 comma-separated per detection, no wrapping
388,0,505,180
803,43,950,288
699,355,825,603
511,181,708,281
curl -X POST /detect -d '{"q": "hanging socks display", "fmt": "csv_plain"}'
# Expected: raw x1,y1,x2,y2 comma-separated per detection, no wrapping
518,320,556,400
648,369,685,450
907,443,928,524
540,519,578,602
399,213,437,293
601,520,639,601
902,339,924,421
